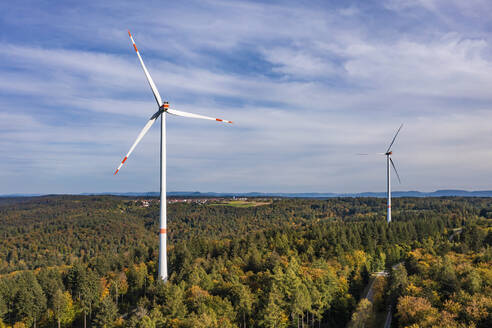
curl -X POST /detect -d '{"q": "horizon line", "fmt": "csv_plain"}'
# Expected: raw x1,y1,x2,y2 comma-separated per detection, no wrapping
2,189,492,198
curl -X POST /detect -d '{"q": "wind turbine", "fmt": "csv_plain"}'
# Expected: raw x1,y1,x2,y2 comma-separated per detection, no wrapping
384,124,403,223
359,124,403,223
114,31,233,281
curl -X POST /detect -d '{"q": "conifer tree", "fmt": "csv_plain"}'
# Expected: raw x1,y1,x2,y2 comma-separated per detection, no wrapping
93,295,118,328
261,284,288,328
13,272,46,328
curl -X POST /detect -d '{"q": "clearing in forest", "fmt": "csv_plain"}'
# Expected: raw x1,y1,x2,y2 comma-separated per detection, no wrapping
209,200,272,207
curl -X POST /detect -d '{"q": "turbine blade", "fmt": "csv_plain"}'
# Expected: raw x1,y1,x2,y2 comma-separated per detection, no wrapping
128,30,163,107
167,108,233,124
356,153,386,156
114,110,162,175
390,158,402,184
386,123,403,153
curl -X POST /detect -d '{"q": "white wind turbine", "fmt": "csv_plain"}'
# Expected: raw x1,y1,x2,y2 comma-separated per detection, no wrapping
114,31,233,281
360,124,403,223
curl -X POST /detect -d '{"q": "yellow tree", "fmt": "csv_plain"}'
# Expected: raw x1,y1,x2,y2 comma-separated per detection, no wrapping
348,298,373,328
52,289,75,328
397,296,438,327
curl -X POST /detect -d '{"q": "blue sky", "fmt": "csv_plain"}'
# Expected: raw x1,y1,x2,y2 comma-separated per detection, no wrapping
1,0,492,194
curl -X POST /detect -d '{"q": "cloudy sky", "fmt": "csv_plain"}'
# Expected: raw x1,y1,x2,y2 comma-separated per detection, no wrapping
1,0,492,194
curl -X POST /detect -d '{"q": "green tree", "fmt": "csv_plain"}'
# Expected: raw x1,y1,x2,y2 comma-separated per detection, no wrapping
261,285,288,328
52,289,75,328
229,283,254,328
68,267,100,328
374,251,386,272
464,269,482,295
439,257,459,297
160,282,187,320
93,295,118,328
0,293,6,327
349,298,373,328
14,272,46,328
0,290,6,324
388,263,408,302
109,272,128,306
37,267,63,309
127,263,148,300
0,278,16,326
291,284,311,328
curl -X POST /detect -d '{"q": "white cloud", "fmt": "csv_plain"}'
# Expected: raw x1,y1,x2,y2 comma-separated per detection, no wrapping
1,0,492,193
260,47,339,78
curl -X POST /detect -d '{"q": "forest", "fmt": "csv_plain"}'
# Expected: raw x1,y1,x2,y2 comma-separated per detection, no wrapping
0,195,490,327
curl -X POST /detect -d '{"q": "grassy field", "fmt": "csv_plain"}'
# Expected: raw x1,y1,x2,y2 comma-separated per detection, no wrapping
209,200,272,208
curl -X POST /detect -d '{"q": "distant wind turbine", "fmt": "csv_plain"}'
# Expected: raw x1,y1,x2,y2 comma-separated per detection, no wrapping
114,31,233,281
360,124,403,223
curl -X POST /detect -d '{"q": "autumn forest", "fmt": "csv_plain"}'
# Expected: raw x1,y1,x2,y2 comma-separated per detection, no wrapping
0,196,491,328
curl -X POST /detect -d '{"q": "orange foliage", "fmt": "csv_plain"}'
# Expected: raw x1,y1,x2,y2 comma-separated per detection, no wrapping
443,299,462,316
188,285,210,300
397,296,439,327
464,296,491,322
405,283,422,296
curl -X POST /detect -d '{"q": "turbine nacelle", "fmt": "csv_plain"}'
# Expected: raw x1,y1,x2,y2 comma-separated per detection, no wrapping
385,151,393,156
160,102,169,112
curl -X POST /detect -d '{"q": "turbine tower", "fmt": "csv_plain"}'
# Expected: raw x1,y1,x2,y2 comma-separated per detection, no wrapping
384,124,403,223
114,31,233,281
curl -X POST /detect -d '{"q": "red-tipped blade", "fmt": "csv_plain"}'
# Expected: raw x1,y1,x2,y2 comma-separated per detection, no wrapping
167,108,233,123
128,30,163,107
113,110,162,175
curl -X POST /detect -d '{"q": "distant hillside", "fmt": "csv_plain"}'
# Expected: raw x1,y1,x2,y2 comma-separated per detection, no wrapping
88,189,492,198
2,189,492,198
